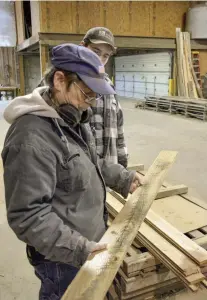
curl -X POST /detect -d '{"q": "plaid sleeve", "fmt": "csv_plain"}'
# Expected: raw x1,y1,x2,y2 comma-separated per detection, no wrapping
116,99,128,168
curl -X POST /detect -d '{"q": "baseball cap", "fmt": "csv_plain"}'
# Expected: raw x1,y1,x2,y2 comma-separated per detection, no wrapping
51,43,115,95
83,27,116,51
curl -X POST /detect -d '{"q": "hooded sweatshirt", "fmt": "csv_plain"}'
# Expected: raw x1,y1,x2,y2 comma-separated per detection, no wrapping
2,87,135,267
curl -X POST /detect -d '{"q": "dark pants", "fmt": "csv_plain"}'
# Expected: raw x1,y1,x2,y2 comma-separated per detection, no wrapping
27,245,79,300
27,245,109,300
35,261,79,300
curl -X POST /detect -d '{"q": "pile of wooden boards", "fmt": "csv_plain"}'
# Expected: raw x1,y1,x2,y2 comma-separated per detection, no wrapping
113,248,183,299
106,175,207,299
141,96,207,121
175,28,203,99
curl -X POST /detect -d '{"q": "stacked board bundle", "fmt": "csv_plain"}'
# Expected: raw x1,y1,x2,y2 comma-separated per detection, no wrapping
175,28,203,99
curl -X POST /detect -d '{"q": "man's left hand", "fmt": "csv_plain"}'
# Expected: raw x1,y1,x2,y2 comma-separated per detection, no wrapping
129,172,144,193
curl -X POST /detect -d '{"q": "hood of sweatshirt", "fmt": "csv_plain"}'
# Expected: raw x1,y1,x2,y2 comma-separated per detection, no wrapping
4,87,61,124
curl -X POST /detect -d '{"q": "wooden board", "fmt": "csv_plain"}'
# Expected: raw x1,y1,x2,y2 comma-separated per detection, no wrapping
199,50,207,77
61,151,177,300
178,194,207,211
138,232,204,291
15,1,25,44
185,32,203,98
18,55,25,96
155,185,188,199
132,171,207,246
111,184,188,205
30,1,40,36
151,195,207,233
110,180,207,235
145,210,207,266
123,252,159,276
160,175,207,211
118,267,176,294
115,275,181,300
138,223,200,277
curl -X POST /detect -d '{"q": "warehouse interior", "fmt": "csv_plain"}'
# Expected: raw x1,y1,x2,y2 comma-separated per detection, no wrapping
1,1,207,300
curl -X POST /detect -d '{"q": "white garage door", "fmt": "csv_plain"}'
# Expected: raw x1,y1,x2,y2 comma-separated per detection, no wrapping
115,52,172,99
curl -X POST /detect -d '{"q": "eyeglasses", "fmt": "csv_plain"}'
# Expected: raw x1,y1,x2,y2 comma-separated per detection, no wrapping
73,82,102,104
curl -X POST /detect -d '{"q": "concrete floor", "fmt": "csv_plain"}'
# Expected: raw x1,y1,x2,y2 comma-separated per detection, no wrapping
1,99,207,299
120,98,207,201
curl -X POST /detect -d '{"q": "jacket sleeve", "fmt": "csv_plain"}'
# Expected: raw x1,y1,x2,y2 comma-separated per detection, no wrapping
116,99,128,168
2,144,96,267
99,159,135,198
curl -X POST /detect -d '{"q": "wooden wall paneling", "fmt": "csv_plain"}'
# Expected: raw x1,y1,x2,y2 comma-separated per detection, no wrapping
39,1,77,34
154,1,190,38
199,51,207,76
78,2,104,33
37,1,190,38
39,1,47,32
104,2,130,36
15,1,25,44
30,0,40,36
130,1,153,37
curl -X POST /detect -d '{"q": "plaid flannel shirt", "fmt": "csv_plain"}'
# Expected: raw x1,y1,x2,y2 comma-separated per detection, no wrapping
90,92,128,168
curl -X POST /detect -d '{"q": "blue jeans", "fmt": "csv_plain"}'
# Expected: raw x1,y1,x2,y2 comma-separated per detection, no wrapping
34,261,79,300
27,245,109,299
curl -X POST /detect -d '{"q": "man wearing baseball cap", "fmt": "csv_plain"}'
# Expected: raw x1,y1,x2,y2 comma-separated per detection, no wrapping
81,27,128,168
2,44,142,299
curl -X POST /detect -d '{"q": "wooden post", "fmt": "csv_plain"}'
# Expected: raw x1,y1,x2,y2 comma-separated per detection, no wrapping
40,44,50,78
18,55,25,96
61,150,177,300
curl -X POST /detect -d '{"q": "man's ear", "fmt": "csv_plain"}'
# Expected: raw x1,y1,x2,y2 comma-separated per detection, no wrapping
53,71,66,90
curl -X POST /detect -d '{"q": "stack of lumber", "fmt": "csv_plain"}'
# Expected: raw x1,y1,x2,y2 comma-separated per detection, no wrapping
114,251,183,300
142,96,207,121
175,28,203,99
106,191,207,299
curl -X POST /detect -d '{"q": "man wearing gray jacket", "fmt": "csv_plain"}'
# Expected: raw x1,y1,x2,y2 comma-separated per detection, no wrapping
2,44,141,299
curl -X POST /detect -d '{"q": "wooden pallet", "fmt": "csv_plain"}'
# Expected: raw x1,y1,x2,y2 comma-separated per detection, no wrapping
140,96,207,121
